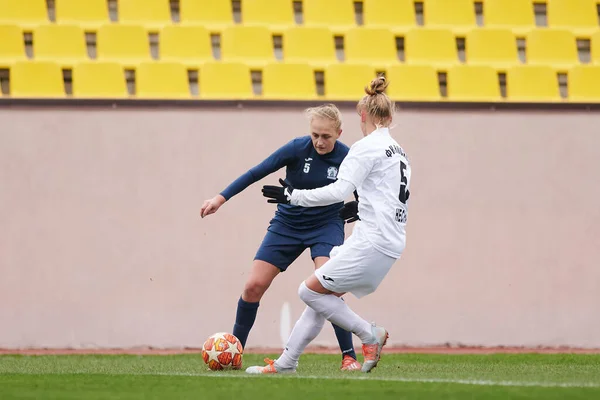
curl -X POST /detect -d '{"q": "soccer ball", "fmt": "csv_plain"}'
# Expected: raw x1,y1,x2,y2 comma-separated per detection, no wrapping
202,332,244,371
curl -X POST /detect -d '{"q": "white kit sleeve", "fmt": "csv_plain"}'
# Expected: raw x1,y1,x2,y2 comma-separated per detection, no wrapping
290,179,355,207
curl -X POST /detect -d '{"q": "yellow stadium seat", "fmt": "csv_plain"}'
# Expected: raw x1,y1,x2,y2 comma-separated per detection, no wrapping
180,0,233,27
199,62,253,99
97,25,151,64
221,26,274,66
283,27,336,65
160,25,212,65
303,0,356,32
592,31,600,65
324,64,376,100
547,0,599,34
55,0,109,27
242,0,294,28
483,0,535,34
72,62,128,98
447,65,501,101
262,63,316,100
136,62,191,99
466,28,519,67
0,24,26,65
424,0,477,33
404,28,458,66
345,27,398,66
118,0,171,27
385,65,441,101
568,65,600,102
506,66,561,102
363,0,416,32
526,29,578,67
10,61,64,97
34,25,87,65
0,0,47,25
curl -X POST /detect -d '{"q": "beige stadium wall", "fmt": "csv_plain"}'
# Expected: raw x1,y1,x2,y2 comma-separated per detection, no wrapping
1,105,599,350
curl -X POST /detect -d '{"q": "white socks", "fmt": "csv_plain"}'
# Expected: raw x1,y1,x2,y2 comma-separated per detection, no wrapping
298,282,375,344
276,305,325,369
276,282,376,369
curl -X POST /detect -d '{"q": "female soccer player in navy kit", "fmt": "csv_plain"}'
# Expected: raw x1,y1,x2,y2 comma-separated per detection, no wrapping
200,104,361,371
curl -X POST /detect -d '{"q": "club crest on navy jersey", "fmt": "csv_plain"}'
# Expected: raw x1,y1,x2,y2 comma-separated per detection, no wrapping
327,166,338,180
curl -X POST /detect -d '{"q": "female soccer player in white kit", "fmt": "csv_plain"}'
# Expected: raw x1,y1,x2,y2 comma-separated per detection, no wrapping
248,76,411,374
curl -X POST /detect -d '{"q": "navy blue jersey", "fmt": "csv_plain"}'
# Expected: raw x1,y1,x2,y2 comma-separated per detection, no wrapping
220,136,350,232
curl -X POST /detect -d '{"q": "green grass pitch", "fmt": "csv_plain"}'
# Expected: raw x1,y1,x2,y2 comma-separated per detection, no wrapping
1,353,599,399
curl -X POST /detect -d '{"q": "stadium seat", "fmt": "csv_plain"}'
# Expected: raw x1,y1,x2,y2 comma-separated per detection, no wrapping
262,63,316,100
283,27,336,66
96,25,151,64
592,31,600,65
0,0,47,26
324,64,376,100
118,0,171,27
303,0,356,32
404,28,459,66
0,24,26,65
547,0,600,34
10,61,64,97
180,0,233,27
506,66,561,102
447,65,501,101
242,0,294,28
466,28,519,67
55,0,109,27
199,62,253,99
221,26,274,66
160,25,212,66
385,65,441,101
363,0,416,32
136,62,191,99
34,25,87,65
344,27,398,66
72,62,128,98
568,65,600,102
423,0,477,33
526,29,578,67
483,0,535,34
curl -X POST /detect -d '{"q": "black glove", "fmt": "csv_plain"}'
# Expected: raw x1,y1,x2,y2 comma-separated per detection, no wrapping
340,190,360,223
262,178,294,204
340,200,359,223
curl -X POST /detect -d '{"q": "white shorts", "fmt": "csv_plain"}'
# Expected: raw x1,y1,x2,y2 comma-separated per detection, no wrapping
315,225,397,298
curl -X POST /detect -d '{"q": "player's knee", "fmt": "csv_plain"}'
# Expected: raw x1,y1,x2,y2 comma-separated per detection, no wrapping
298,281,315,305
243,280,269,302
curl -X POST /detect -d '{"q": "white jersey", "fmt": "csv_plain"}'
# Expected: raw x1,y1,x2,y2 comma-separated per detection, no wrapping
336,127,411,258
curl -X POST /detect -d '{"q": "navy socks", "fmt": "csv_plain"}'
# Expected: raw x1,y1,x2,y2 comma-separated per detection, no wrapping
332,323,357,360
232,297,260,349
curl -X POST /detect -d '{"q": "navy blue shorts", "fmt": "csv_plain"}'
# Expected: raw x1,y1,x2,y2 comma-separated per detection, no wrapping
254,221,344,272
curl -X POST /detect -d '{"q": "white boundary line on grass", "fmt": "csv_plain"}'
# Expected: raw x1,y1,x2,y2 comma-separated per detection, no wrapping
48,371,598,389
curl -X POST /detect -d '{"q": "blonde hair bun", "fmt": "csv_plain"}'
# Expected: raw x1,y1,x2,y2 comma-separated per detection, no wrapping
357,75,395,127
365,76,389,96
